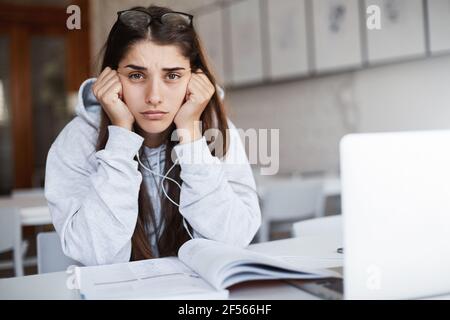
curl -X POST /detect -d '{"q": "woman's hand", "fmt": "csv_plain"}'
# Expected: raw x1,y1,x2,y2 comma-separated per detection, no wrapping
92,67,135,131
174,69,215,144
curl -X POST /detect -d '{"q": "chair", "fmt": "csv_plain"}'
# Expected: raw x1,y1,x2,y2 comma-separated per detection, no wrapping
37,231,81,274
11,188,47,208
0,207,24,276
12,188,45,199
257,178,325,242
292,214,342,238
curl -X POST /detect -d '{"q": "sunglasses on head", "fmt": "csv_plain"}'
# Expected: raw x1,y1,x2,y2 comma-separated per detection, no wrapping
117,9,193,30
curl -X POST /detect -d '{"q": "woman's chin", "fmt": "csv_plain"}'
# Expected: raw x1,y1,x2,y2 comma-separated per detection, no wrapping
135,119,173,135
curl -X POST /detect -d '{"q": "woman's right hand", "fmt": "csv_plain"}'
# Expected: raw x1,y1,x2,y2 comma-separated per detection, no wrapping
92,67,135,131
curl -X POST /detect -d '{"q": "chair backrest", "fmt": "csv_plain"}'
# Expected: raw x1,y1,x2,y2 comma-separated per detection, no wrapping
261,179,325,220
0,207,24,276
292,214,342,238
37,231,81,274
257,178,325,242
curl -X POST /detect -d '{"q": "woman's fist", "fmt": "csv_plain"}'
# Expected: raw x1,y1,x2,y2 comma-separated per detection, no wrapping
92,67,135,131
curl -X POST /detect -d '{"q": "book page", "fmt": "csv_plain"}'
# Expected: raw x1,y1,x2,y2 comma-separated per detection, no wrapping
76,257,227,299
178,239,338,289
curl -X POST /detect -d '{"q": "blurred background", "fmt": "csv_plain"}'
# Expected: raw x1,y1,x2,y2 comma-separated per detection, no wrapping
0,0,449,277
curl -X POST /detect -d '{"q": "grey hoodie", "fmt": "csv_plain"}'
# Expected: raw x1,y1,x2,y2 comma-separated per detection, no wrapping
44,78,261,266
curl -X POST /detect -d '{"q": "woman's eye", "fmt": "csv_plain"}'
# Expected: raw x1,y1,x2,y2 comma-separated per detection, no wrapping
166,73,181,80
129,73,144,81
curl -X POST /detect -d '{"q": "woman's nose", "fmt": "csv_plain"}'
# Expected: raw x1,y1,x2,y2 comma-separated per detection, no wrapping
145,79,162,106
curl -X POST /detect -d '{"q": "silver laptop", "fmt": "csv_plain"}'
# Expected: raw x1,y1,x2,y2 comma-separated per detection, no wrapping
340,130,450,299
289,130,450,299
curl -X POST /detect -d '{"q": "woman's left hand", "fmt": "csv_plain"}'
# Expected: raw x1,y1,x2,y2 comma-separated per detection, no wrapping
174,69,215,143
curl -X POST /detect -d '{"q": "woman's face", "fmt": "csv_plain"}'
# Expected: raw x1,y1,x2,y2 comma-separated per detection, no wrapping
117,40,191,135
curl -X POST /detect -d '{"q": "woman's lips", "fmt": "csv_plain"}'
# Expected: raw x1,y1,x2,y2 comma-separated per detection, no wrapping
140,110,168,120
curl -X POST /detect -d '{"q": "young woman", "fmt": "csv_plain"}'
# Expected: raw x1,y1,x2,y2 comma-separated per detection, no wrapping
45,5,261,266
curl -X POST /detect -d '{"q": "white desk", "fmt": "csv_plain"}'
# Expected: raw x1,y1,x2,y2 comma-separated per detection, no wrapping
0,196,52,226
0,235,343,300
256,176,341,199
19,207,52,226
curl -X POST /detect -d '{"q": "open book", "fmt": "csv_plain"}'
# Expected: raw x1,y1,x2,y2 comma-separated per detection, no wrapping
75,238,339,300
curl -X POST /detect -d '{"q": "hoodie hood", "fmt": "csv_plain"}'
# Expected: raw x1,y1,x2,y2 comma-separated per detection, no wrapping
75,78,102,129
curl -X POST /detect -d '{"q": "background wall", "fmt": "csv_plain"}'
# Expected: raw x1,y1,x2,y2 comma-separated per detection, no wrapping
228,54,450,174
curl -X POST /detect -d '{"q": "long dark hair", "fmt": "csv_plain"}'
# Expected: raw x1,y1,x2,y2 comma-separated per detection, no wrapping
96,5,229,260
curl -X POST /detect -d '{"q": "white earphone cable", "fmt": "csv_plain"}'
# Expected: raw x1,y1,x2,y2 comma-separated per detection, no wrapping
136,151,194,239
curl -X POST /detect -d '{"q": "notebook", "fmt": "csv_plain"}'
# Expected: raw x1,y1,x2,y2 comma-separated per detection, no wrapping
75,238,339,300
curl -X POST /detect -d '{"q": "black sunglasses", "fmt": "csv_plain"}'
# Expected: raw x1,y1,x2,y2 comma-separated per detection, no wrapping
117,9,193,30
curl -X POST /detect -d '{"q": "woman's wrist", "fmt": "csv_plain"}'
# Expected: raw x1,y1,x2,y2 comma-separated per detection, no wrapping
112,120,133,131
176,121,202,144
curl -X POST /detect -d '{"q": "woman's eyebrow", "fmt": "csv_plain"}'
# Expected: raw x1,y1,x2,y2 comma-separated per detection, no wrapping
162,67,187,72
124,64,147,71
123,65,188,72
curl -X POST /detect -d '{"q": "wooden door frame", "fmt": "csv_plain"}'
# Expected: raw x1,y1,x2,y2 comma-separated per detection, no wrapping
0,0,90,188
